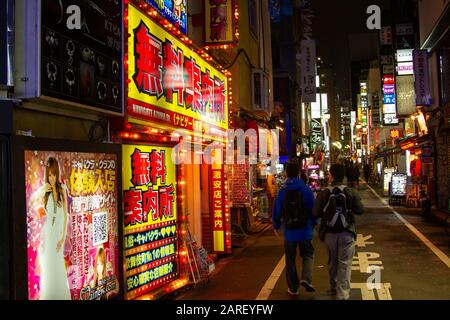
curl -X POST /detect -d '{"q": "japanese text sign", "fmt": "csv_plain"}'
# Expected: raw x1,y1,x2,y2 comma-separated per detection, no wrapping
301,39,317,103
211,165,226,253
25,150,120,300
128,4,228,131
122,144,179,299
413,50,432,106
204,0,236,45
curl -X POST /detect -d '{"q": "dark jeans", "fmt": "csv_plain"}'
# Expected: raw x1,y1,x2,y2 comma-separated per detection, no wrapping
284,240,314,291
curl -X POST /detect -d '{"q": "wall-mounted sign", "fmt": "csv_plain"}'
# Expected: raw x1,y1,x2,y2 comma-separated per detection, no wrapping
396,23,414,36
41,0,123,114
396,49,413,62
204,0,237,45
301,39,317,103
211,165,226,253
383,113,399,125
145,0,187,35
383,74,395,84
390,128,402,140
122,144,178,300
383,84,395,94
25,150,120,300
380,26,392,45
383,94,396,105
397,62,414,75
413,50,432,106
128,4,228,131
383,104,396,114
310,118,322,148
421,146,434,164
396,75,416,115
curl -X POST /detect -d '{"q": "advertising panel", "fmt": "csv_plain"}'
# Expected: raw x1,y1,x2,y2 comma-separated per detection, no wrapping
211,165,226,253
396,75,416,115
397,62,414,75
380,26,392,45
145,0,187,35
128,4,228,131
391,174,407,197
204,0,237,45
122,144,178,300
25,150,120,300
41,0,123,114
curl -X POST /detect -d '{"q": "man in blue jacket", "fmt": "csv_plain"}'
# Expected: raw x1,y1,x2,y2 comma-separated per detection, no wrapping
272,163,316,296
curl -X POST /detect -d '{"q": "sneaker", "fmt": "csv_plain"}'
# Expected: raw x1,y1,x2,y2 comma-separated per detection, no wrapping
287,288,299,296
300,280,315,292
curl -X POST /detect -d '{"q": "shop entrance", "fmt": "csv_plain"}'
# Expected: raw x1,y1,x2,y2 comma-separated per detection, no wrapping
182,153,213,252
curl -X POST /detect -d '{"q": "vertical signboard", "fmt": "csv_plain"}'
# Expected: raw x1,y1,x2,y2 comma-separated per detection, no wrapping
40,0,123,114
310,118,322,150
382,74,399,125
25,150,120,300
301,40,317,102
413,50,432,106
396,75,416,115
204,0,237,45
0,0,13,86
145,0,187,35
211,165,226,253
380,26,393,45
122,144,178,300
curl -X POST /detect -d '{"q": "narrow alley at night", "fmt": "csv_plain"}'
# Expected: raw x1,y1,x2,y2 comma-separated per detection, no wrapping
1,0,450,313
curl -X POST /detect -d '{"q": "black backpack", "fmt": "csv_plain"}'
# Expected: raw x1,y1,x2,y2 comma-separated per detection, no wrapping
281,188,309,230
322,186,354,233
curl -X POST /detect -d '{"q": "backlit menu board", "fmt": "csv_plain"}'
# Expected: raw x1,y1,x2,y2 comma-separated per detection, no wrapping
122,144,179,300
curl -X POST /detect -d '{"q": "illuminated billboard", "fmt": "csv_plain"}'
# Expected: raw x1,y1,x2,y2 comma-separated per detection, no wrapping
145,0,187,35
127,4,228,131
122,144,179,300
25,150,120,300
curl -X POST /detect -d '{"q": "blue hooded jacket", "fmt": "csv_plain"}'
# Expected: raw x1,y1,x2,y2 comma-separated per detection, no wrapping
272,177,315,242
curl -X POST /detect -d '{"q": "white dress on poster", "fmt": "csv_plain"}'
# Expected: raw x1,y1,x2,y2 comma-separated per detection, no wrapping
39,195,71,300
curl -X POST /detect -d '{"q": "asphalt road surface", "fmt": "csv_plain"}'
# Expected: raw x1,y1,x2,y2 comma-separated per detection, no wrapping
176,183,450,300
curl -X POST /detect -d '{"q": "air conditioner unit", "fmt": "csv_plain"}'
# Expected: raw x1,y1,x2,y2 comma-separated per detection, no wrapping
251,68,269,113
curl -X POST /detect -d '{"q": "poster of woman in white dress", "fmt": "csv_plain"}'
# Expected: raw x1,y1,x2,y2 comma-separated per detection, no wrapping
25,150,120,300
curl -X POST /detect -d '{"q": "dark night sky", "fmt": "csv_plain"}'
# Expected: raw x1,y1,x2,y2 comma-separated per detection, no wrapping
311,0,390,104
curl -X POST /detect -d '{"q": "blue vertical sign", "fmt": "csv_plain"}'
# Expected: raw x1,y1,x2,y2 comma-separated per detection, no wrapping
146,0,188,35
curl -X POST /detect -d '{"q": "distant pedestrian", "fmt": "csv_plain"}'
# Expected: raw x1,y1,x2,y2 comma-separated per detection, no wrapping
313,164,364,300
354,164,360,188
346,162,354,188
266,174,278,222
272,163,316,296
364,164,371,183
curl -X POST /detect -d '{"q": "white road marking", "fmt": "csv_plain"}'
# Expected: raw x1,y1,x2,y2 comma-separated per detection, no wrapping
351,283,393,300
255,255,285,300
366,184,450,269
356,234,375,247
